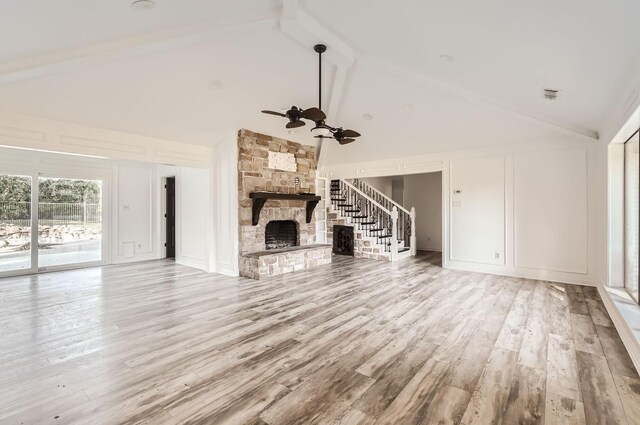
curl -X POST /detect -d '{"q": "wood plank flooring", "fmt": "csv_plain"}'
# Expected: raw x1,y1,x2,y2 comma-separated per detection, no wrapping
1,252,639,425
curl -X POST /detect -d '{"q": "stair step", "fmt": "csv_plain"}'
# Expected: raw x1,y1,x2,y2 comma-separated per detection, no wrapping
360,221,376,225
368,228,384,233
377,235,392,239
331,198,345,201
352,215,368,219
337,203,353,207
398,247,410,253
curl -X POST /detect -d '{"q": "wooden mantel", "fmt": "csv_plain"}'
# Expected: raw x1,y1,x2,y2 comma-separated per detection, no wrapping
249,192,321,226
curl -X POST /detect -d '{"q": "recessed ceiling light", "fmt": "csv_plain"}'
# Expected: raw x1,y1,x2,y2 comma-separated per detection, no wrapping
131,0,155,10
403,104,414,111
363,113,373,120
440,54,455,62
208,80,223,90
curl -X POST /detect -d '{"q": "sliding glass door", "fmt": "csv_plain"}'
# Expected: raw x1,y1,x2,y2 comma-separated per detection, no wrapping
37,177,103,269
0,174,33,273
624,129,639,303
0,173,104,276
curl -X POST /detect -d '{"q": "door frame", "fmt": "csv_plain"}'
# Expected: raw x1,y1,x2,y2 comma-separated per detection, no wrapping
164,176,176,258
36,172,108,273
0,167,110,278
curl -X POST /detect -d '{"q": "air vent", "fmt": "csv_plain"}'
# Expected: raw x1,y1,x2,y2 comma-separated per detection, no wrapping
542,88,560,100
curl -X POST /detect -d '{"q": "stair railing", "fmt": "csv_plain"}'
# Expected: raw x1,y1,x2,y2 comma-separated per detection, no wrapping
352,179,416,256
334,179,397,255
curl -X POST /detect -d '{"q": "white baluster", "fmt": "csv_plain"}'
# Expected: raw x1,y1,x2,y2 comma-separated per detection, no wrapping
410,207,417,256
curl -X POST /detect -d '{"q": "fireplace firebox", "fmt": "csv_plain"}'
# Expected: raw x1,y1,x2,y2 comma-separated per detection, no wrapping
265,220,298,250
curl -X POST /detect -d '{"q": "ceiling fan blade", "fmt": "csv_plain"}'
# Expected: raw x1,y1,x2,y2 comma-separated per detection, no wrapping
302,107,326,122
341,129,361,138
286,120,306,129
338,138,356,145
262,110,287,117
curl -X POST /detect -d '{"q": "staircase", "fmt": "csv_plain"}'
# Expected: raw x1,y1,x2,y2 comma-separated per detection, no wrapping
328,179,416,261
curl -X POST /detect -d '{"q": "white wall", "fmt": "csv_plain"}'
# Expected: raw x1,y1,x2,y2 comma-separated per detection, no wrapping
175,166,212,272
361,176,393,198
403,172,442,251
111,162,178,264
115,164,154,259
0,112,225,273
391,178,404,205
322,138,598,285
212,132,239,276
514,147,587,274
0,145,217,272
450,156,505,265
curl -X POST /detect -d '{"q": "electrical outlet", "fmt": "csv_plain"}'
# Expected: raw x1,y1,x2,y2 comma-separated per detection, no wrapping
137,243,142,249
427,236,431,241
495,252,500,259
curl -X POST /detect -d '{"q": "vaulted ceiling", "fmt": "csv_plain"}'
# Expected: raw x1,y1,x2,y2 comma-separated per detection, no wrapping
0,0,638,165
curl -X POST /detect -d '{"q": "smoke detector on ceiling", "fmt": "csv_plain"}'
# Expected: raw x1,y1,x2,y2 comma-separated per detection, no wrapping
542,88,560,100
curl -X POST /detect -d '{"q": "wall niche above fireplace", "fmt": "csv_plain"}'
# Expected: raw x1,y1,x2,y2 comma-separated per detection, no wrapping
265,220,298,250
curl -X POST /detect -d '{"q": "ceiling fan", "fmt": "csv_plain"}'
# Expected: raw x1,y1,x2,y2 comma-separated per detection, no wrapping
261,44,361,145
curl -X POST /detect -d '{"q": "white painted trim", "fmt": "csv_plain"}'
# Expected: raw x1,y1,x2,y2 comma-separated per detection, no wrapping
320,139,588,179
175,255,208,271
0,111,214,167
598,285,640,374
280,0,354,167
448,260,596,287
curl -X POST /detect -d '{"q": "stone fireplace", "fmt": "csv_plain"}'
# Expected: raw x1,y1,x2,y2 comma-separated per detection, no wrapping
237,129,331,279
265,220,298,250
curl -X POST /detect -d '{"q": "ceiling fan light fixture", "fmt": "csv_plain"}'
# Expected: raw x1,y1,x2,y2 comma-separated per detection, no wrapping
310,125,332,137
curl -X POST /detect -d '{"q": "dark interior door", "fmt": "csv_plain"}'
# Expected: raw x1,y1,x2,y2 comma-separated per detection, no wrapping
165,177,176,258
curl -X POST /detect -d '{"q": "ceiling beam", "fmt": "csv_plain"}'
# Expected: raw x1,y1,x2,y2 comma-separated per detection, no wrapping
0,14,279,85
357,53,600,142
280,0,355,164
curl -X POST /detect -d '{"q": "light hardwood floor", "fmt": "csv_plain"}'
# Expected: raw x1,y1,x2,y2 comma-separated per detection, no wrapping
1,252,639,425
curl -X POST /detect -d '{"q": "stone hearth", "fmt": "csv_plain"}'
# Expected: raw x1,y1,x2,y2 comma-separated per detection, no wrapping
237,129,332,279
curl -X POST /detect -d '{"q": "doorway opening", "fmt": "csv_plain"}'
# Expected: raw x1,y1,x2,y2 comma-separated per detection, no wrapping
358,171,443,255
165,177,176,259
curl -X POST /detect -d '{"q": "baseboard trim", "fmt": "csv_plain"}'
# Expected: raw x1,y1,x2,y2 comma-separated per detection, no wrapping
446,260,595,287
176,255,208,272
597,285,640,375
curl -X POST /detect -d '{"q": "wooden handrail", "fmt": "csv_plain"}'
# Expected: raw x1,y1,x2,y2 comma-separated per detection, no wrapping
340,179,391,215
353,179,411,215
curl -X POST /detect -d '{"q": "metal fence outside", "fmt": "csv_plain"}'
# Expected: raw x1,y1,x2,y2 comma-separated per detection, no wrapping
0,201,102,227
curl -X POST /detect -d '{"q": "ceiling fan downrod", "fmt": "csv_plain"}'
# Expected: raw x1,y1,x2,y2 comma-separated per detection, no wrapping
314,44,326,111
